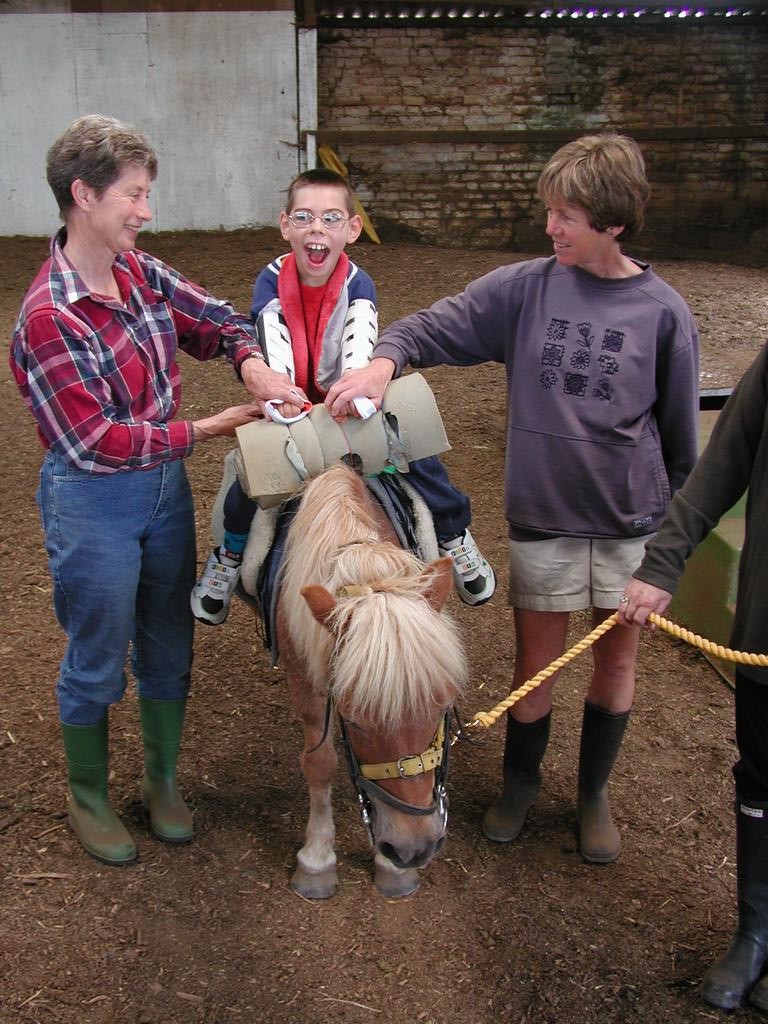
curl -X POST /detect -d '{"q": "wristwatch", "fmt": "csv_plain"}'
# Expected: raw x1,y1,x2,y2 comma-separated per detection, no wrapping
237,350,265,379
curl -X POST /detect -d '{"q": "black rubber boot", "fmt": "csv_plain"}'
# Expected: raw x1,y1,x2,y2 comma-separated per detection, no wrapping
481,711,551,842
751,973,768,1016
61,717,137,866
139,697,194,844
577,700,630,864
700,797,768,1011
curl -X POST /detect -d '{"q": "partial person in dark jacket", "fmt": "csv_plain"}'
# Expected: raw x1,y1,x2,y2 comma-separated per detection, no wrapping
620,342,768,1013
10,114,296,867
325,132,700,864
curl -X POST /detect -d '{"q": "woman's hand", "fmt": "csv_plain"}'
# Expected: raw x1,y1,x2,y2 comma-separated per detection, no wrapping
324,358,396,421
618,579,674,628
192,403,263,441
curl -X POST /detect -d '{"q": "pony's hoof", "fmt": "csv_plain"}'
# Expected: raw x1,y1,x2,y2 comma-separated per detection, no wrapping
291,864,338,899
374,863,420,898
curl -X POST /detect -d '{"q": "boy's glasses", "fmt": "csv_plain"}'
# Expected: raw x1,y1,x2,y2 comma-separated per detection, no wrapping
287,210,348,230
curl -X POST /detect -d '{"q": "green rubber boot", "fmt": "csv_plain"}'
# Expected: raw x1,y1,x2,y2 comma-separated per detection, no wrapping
61,718,137,866
577,701,630,864
139,697,194,844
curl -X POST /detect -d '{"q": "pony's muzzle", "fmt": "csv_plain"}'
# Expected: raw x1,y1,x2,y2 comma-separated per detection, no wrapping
377,829,447,870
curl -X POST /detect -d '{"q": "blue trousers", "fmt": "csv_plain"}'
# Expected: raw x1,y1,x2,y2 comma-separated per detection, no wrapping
400,455,471,542
224,454,471,543
37,452,196,726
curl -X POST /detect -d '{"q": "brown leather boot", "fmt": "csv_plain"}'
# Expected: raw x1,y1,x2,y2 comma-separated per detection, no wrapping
482,711,551,842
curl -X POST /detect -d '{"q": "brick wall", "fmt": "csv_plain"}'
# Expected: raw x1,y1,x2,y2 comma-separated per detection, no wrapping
317,22,768,255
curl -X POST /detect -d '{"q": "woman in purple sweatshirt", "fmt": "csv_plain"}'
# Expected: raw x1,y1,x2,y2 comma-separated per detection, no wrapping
325,132,700,866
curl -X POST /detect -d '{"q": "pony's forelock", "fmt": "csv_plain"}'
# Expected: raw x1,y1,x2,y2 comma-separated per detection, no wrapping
280,463,467,723
330,589,467,730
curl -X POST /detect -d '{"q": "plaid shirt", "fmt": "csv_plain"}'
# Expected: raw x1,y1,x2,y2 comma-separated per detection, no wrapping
10,232,262,473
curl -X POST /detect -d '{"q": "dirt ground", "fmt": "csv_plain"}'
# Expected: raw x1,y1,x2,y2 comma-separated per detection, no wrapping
2,229,768,1024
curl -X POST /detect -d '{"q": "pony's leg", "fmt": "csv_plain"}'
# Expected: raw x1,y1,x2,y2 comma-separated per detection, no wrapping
291,689,339,899
373,851,420,898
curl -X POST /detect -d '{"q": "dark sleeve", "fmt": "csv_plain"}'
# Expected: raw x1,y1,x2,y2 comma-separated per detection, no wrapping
635,344,768,592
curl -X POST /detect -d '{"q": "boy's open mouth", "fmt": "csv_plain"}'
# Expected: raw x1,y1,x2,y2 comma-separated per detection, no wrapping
306,242,329,267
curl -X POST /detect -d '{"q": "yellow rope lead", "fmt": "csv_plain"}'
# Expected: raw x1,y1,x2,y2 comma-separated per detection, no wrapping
647,612,768,668
469,611,768,731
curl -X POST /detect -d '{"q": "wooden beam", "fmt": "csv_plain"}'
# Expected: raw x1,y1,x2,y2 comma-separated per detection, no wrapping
315,125,768,145
297,0,318,25
68,1,293,11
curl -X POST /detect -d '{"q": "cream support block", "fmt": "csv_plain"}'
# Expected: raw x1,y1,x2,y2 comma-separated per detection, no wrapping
235,372,451,507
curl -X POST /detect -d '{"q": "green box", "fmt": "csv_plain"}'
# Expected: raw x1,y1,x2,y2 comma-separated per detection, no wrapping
668,410,745,685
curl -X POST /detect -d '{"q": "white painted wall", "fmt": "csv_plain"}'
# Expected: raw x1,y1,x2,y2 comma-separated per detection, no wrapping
0,10,316,236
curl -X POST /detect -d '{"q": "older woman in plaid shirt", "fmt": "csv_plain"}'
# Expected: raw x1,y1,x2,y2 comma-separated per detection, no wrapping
10,114,295,867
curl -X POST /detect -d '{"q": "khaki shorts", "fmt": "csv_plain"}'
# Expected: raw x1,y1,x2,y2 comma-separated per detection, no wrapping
508,534,654,612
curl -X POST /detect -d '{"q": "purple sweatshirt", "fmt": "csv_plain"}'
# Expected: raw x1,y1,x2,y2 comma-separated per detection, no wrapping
375,256,699,541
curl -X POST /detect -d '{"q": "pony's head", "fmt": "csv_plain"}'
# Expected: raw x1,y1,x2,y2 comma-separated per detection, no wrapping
280,462,469,895
302,553,468,891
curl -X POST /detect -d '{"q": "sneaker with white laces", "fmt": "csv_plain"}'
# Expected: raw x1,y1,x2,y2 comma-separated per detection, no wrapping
190,547,242,625
438,529,496,607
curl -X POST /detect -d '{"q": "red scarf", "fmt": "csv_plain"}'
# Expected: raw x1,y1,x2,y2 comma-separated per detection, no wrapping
276,252,350,401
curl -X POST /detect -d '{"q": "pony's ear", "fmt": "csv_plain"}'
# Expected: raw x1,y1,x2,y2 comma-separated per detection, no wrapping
300,584,337,627
423,556,454,612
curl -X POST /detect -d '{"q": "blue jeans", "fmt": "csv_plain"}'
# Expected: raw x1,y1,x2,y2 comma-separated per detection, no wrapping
37,452,196,726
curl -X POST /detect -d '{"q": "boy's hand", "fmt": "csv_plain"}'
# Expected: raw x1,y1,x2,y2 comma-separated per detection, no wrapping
265,399,312,423
325,358,397,421
240,356,308,415
617,579,673,628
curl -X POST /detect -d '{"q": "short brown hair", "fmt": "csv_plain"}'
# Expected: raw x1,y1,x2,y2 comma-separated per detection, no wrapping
537,132,651,242
46,114,158,217
284,167,356,217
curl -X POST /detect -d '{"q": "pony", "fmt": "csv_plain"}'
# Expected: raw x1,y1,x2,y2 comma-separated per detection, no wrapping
276,462,468,898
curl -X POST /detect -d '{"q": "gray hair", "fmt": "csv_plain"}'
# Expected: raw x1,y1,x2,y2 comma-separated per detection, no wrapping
46,114,158,217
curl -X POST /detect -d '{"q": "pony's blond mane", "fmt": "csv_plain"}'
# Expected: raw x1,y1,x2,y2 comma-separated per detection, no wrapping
280,464,467,729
